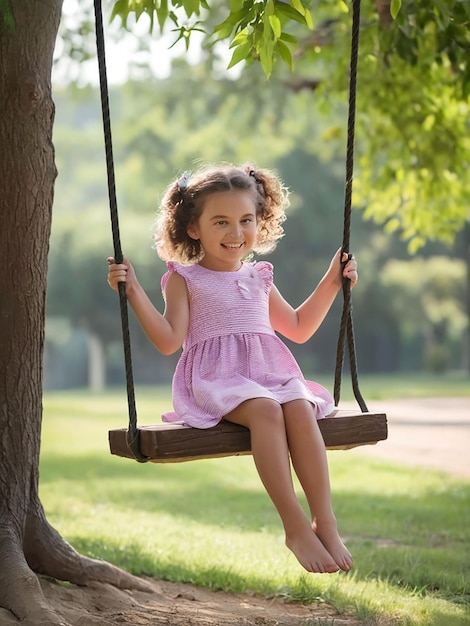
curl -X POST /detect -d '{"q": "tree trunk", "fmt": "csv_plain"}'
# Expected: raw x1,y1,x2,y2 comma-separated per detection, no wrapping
0,4,151,624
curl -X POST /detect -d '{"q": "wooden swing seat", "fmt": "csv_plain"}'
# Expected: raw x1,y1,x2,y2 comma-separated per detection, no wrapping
109,409,388,463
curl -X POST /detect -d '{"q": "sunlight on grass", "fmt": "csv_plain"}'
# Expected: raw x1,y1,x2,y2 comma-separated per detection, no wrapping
40,383,470,626
310,370,470,401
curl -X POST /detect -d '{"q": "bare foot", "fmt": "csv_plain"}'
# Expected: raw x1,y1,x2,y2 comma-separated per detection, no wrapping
315,520,353,572
285,526,340,574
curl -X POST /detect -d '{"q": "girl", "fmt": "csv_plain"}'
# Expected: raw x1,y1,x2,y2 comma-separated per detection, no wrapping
107,163,358,574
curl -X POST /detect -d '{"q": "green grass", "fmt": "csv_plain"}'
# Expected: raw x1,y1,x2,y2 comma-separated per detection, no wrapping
307,370,470,401
40,378,470,626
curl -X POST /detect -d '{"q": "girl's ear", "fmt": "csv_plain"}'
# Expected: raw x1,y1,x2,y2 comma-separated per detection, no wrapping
187,222,200,240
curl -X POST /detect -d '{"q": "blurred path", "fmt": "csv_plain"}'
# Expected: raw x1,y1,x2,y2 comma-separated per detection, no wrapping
338,397,470,479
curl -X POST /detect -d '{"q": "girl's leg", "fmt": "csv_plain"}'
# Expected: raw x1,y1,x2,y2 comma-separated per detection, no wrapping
282,399,353,572
224,398,339,574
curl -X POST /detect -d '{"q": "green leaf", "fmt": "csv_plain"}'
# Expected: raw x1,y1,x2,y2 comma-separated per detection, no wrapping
275,1,310,26
409,236,426,255
279,32,297,44
230,0,245,10
290,0,305,17
230,28,249,48
276,39,293,70
183,0,200,18
265,0,275,16
156,0,168,31
213,18,235,39
213,10,245,39
390,0,402,19
384,218,400,234
303,8,313,29
134,0,145,21
259,38,275,78
110,0,130,25
168,10,179,26
227,40,252,69
262,14,273,43
259,49,273,78
269,14,282,39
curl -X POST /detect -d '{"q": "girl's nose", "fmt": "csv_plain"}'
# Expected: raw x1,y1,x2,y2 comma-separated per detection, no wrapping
228,224,242,239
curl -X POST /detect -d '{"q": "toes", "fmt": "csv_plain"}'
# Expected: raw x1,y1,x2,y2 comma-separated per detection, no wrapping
336,554,353,572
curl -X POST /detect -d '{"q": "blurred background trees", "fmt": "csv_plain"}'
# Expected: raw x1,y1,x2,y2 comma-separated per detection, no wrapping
46,0,469,390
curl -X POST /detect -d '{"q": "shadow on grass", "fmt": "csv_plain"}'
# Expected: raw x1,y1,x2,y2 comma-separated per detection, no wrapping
41,451,470,601
65,535,265,594
40,451,470,525
40,450,276,528
65,533,470,625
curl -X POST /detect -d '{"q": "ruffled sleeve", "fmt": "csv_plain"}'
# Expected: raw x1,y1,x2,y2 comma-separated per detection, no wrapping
253,261,273,295
161,260,179,300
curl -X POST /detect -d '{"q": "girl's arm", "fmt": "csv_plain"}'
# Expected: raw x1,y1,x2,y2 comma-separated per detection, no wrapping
107,257,189,355
269,249,357,344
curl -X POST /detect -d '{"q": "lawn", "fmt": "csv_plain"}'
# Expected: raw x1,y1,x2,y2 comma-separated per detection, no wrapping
40,375,470,626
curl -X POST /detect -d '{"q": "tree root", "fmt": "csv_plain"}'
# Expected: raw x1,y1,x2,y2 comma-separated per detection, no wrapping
0,536,68,625
0,502,153,624
24,503,154,592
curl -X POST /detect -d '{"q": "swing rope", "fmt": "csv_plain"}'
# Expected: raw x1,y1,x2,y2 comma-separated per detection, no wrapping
93,0,367,463
333,0,368,412
94,0,147,461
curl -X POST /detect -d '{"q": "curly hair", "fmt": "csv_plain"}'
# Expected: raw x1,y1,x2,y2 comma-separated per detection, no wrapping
153,163,289,264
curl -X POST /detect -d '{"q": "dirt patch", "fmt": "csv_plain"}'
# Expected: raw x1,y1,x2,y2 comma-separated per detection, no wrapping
0,577,363,625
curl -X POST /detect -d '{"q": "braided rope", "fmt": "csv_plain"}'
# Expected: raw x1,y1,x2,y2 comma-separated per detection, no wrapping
93,0,148,461
333,0,368,412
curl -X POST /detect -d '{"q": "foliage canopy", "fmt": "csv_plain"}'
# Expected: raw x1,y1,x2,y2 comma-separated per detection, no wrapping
104,0,470,248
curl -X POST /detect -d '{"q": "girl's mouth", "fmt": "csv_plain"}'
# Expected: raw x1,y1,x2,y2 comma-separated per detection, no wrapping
222,243,243,249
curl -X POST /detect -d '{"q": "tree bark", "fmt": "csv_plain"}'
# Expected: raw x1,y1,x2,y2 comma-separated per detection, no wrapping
0,3,151,624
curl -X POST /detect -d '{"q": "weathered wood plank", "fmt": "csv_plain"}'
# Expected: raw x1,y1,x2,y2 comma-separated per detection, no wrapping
108,411,388,463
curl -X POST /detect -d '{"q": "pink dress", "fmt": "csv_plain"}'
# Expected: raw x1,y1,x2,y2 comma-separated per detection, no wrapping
161,261,335,428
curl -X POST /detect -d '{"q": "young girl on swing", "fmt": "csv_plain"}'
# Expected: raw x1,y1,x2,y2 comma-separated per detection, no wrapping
107,163,358,574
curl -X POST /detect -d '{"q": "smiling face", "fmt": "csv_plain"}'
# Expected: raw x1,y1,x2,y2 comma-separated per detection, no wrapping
187,190,258,271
